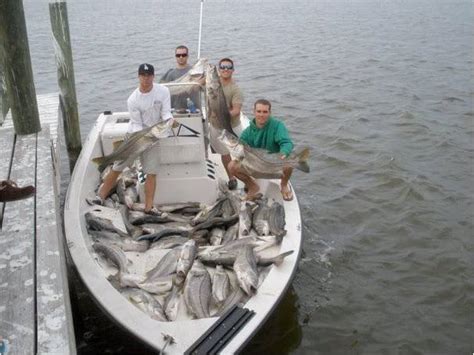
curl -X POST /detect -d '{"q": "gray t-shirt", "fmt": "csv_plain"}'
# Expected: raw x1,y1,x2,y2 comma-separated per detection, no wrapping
160,66,200,110
160,66,191,82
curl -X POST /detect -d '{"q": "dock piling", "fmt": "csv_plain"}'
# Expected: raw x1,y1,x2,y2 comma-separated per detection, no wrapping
49,0,82,172
0,0,41,135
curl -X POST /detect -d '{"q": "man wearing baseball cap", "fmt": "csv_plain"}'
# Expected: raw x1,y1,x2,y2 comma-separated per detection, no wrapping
88,63,173,214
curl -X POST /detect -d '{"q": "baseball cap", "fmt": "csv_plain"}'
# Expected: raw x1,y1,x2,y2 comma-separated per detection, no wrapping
138,63,154,75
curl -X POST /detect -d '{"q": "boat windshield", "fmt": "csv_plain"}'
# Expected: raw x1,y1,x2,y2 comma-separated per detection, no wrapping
162,82,204,114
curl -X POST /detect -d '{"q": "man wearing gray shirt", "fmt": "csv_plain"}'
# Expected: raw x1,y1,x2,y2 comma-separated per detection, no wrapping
160,45,200,111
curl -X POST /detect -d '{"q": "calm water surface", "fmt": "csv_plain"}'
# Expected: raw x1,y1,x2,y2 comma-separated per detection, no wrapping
20,0,474,353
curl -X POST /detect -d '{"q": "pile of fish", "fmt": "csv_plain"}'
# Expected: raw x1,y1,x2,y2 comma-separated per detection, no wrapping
86,169,293,322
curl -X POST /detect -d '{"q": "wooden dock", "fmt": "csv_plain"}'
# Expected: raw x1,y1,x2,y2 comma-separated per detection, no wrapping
0,93,76,354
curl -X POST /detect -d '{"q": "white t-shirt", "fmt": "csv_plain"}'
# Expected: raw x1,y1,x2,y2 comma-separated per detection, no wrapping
127,83,173,133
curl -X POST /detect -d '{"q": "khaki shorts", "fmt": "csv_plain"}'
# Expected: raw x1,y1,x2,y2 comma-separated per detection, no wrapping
209,123,243,155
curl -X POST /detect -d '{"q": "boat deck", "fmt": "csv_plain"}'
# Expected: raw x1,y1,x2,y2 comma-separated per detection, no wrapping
0,93,76,354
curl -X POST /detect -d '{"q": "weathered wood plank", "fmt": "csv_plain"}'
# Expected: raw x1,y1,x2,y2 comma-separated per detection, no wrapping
0,128,14,223
2,93,59,141
0,132,36,354
36,126,75,354
0,127,14,180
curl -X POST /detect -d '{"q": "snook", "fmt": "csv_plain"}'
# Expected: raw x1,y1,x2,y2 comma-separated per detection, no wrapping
92,119,179,172
166,58,207,97
205,64,236,136
219,130,310,179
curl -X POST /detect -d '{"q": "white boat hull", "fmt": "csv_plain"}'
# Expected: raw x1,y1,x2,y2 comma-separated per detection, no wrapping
64,112,302,353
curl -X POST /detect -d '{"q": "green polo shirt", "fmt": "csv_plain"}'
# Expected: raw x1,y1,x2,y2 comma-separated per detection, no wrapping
240,116,293,156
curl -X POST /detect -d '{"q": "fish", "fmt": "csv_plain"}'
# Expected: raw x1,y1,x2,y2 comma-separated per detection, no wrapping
239,201,253,236
258,250,294,267
219,130,310,178
225,190,241,216
118,205,143,240
212,265,231,306
183,260,212,319
92,242,129,274
252,199,271,236
209,227,225,246
89,229,149,252
199,245,294,268
129,210,191,225
191,197,226,226
85,212,130,238
157,202,202,214
191,214,239,233
221,198,235,219
137,227,191,242
138,276,174,295
91,119,179,172
205,64,237,136
268,202,287,238
116,180,138,209
150,235,189,249
222,222,238,244
121,288,168,322
140,222,190,234
164,285,182,321
198,236,259,266
145,249,180,281
165,58,207,97
176,240,198,284
214,285,248,317
118,238,150,253
234,245,259,296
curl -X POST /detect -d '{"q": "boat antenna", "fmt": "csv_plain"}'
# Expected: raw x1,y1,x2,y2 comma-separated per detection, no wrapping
197,0,204,59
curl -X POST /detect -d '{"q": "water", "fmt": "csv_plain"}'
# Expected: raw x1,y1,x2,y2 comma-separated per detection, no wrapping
18,0,474,353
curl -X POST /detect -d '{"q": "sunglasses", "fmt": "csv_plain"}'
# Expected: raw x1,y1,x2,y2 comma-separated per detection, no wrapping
175,53,188,58
219,64,234,70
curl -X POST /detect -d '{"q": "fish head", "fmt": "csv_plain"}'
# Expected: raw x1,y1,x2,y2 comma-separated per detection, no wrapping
218,130,244,159
205,64,221,99
149,119,177,139
187,58,208,78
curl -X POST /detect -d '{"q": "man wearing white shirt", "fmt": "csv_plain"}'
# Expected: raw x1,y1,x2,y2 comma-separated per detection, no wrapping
91,63,173,213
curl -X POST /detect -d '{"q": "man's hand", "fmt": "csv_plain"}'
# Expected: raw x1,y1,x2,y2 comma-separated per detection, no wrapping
280,155,287,160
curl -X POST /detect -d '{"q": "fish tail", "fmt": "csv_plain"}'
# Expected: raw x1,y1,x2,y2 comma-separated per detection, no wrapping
296,148,310,173
273,250,294,266
91,156,110,173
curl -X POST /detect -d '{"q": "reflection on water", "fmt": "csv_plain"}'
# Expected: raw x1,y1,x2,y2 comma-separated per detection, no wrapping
68,266,158,355
243,287,302,354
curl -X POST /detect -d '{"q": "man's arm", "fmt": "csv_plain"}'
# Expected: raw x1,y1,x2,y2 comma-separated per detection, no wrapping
239,126,251,145
161,87,173,121
230,103,242,119
230,87,243,118
276,122,293,157
159,69,173,83
127,93,143,132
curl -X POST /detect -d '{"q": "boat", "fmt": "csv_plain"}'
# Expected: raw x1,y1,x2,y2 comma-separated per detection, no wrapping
64,54,303,355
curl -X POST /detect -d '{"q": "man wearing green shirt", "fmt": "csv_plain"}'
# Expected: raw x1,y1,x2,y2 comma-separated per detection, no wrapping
228,99,294,201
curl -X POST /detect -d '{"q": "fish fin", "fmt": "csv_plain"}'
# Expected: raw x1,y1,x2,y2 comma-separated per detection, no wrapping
92,156,105,165
296,147,310,173
131,227,143,240
112,140,124,151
